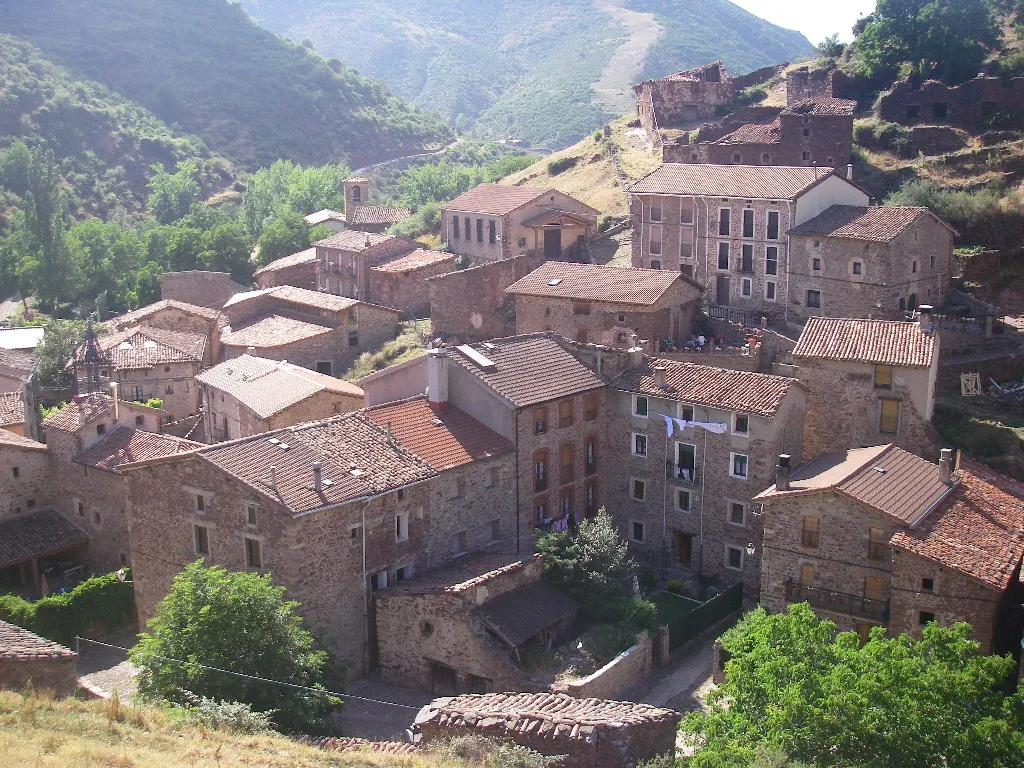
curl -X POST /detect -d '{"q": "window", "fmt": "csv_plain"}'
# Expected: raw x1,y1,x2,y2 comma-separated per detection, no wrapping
863,576,885,602
585,481,597,517
803,128,810,137
245,537,262,569
676,442,696,482
396,512,409,542
518,236,527,247
489,520,501,542
476,218,484,243
767,211,780,240
315,361,333,376
397,488,404,501
742,209,754,238
800,564,815,586
351,185,361,203
96,423,106,436
680,199,694,224
583,393,598,421
912,259,918,273
806,290,821,309
534,407,547,434
246,505,257,526
729,502,745,525
733,414,749,435
802,516,819,548
879,399,900,434
165,384,174,395
452,217,460,240
196,494,205,512
874,365,893,389
631,478,647,501
919,611,936,626
535,496,548,524
741,278,752,297
868,527,887,561
921,577,935,592
649,229,662,255
811,257,822,271
396,564,412,583
450,477,465,499
558,399,574,428
534,451,548,492
349,524,362,544
488,220,496,244
852,261,863,275
802,151,811,161
718,208,731,236
627,430,648,457
670,487,689,513
488,466,500,488
765,281,777,301
726,546,744,571
464,217,470,240
679,405,694,421
631,520,645,542
560,443,575,484
730,453,748,479
765,246,778,275
741,244,753,272
559,487,574,517
650,202,662,222
372,570,388,591
633,396,648,417
732,153,742,163
650,259,662,270
717,242,730,270
11,466,18,478
585,438,597,475
930,252,935,269
348,330,359,346
453,530,468,555
194,525,209,556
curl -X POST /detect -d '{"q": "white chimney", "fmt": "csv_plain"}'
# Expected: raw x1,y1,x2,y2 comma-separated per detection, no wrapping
629,346,644,368
110,381,120,422
847,163,854,180
939,448,953,484
427,348,449,413
776,454,792,491
313,461,323,492
918,304,934,330
269,465,277,489
653,365,668,389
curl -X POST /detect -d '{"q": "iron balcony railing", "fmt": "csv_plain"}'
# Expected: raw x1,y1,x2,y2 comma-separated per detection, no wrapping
785,578,889,621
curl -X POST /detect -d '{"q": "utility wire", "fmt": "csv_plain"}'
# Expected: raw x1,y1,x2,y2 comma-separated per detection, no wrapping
76,636,423,711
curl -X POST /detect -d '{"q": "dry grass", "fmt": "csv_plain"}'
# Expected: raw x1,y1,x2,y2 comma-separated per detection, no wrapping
0,689,472,768
342,320,430,381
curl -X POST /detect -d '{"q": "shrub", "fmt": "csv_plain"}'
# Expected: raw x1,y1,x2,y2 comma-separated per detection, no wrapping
853,119,913,157
666,579,683,595
640,569,658,591
179,696,275,734
432,735,562,768
579,623,639,663
547,156,579,175
592,130,603,142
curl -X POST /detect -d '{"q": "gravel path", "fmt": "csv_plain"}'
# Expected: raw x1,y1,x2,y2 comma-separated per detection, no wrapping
76,630,139,699
332,677,433,742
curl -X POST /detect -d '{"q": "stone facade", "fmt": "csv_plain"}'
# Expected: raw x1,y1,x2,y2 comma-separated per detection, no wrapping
634,61,734,133
253,249,319,291
315,232,414,300
367,253,458,319
202,385,362,443
879,76,1024,130
0,435,51,518
110,361,200,423
554,631,651,701
161,271,246,310
785,65,853,106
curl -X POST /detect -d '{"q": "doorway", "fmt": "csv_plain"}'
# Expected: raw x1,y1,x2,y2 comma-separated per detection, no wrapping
544,228,562,259
429,662,458,696
716,275,730,306
674,531,692,566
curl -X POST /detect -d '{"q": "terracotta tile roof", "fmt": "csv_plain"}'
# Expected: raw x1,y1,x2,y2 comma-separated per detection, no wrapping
301,736,421,756
0,429,47,451
788,205,934,242
793,317,936,368
220,314,334,349
343,176,369,184
444,184,549,216
756,444,955,525
783,98,857,116
197,412,436,515
371,249,455,274
519,208,595,228
415,692,681,733
0,391,25,427
304,209,345,225
224,285,362,314
0,346,37,373
42,394,114,433
384,555,532,595
891,460,1024,590
0,508,88,567
711,119,782,146
506,262,702,306
94,326,206,369
476,581,579,647
113,299,219,327
612,357,798,418
253,248,318,276
347,205,412,226
628,164,837,199
75,425,200,472
447,335,606,408
196,355,363,418
0,620,76,659
363,397,514,471
314,230,397,251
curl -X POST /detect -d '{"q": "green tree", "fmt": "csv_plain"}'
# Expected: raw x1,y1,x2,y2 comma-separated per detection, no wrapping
682,604,1024,768
66,220,141,313
241,160,349,239
34,319,86,388
199,220,255,284
396,161,485,209
131,561,337,734
0,140,33,196
255,211,320,267
816,34,845,59
147,161,201,225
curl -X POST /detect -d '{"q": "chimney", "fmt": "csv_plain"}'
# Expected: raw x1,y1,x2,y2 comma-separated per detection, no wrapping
269,465,277,489
427,348,449,413
653,364,668,389
313,461,323,492
939,448,953,484
847,163,854,181
918,304,933,330
110,381,120,422
629,346,644,368
776,454,792,491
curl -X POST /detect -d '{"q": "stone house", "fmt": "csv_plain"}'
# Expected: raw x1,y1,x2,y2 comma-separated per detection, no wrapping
634,61,734,133
197,354,364,443
0,347,36,394
606,354,806,594
787,205,957,320
367,249,458,319
375,554,577,695
112,299,223,362
0,348,39,441
0,620,78,696
791,316,941,459
0,508,87,599
879,75,1024,130
0,392,26,436
505,262,703,350
441,185,599,264
253,248,318,291
219,285,401,376
627,164,870,317
314,230,413,299
415,692,681,768
0,428,52,518
161,271,248,310
757,446,1024,654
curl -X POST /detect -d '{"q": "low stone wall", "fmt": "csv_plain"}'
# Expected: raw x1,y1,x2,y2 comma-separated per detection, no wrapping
0,655,77,695
554,632,651,700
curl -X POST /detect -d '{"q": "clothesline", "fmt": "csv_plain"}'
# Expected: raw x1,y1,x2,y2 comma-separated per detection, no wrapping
660,414,728,437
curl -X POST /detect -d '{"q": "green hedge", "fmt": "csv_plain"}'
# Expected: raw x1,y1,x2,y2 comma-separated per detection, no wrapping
0,570,136,646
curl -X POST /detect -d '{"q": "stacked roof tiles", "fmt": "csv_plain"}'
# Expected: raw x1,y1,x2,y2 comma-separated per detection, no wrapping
74,426,200,472
0,620,76,660
788,205,948,242
0,509,88,567
113,299,219,327
371,249,456,274
0,391,25,428
793,317,936,368
505,262,702,306
95,326,206,369
444,184,552,215
252,248,318,276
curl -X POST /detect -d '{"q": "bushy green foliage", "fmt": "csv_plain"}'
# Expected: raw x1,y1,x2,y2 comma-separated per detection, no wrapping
131,561,337,734
432,734,562,768
681,604,1024,768
148,163,202,225
33,320,87,388
853,119,913,157
0,570,136,646
178,696,275,734
666,579,683,595
816,34,846,59
144,398,164,409
884,178,1006,236
242,160,351,239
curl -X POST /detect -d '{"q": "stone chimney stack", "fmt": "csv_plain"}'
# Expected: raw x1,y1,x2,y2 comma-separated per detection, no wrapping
629,346,644,368
653,364,668,389
918,304,934,330
313,461,323,493
427,348,449,413
847,163,854,180
110,381,120,422
939,448,953,484
776,454,792,491
269,465,277,490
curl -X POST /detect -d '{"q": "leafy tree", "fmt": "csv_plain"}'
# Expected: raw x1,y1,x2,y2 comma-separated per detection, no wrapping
131,561,338,734
242,160,349,238
396,161,486,210
198,220,255,284
147,162,201,225
816,34,845,59
34,319,86,388
255,211,324,267
66,220,141,313
681,604,1024,768
0,140,33,196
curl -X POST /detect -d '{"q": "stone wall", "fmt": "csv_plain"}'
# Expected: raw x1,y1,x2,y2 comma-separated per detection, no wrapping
161,271,244,310
0,654,77,696
0,441,51,518
255,260,317,291
203,387,363,443
554,631,651,700
733,63,788,91
115,361,201,422
53,460,131,573
368,257,457,320
786,66,852,105
427,253,545,343
879,76,1024,130
635,63,735,132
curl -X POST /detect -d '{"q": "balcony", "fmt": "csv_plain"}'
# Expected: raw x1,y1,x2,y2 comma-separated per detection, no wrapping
666,460,698,486
785,578,889,621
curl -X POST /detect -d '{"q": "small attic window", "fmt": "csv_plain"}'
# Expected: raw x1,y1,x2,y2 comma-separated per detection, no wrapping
119,341,132,350
547,278,563,286
873,466,887,474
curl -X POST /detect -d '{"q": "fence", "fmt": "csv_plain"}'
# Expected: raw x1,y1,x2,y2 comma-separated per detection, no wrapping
706,305,765,328
665,583,743,650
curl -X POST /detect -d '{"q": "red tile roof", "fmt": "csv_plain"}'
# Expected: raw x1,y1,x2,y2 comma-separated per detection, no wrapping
74,425,200,472
788,205,943,242
628,164,844,199
347,205,412,226
506,262,702,306
0,429,47,451
113,299,219,327
253,248,318,276
224,285,361,314
314,230,397,251
42,394,114,433
612,357,799,417
793,317,937,368
94,326,206,369
363,397,514,471
220,314,334,349
711,119,782,146
371,249,456,274
891,461,1024,590
0,620,76,659
0,391,25,427
0,508,88,567
0,347,37,374
444,184,550,216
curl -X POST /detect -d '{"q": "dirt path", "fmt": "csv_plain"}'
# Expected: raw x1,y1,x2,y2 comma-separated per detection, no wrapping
591,0,664,116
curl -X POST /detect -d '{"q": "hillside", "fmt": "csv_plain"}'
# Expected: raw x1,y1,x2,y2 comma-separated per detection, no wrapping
238,0,816,149
3,0,454,171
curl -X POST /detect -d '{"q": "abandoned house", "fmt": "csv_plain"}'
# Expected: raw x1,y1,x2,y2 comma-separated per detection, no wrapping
253,247,319,291
879,75,1024,130
634,61,734,133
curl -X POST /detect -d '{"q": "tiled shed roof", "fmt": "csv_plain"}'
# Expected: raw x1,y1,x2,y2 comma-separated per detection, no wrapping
0,391,25,427
0,509,88,567
75,425,200,472
711,120,782,146
793,317,936,368
0,620,76,659
95,326,206,369
476,581,579,647
113,299,219,327
371,249,455,274
788,205,936,242
0,346,38,374
447,335,606,408
224,285,362,314
444,184,549,215
253,248,317,276
0,429,47,451
612,357,798,418
628,164,835,199
314,230,397,251
347,205,412,226
506,262,702,306
220,314,334,349
383,555,532,595
42,394,114,433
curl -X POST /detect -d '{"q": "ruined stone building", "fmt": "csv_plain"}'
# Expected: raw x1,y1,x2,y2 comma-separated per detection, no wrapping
366,248,458,319
757,447,1024,654
254,248,318,291
879,75,1024,130
505,262,703,350
606,354,805,594
219,285,400,376
791,316,941,460
787,205,956,320
634,61,734,133
442,185,598,264
196,355,364,442
628,164,869,316
161,270,248,310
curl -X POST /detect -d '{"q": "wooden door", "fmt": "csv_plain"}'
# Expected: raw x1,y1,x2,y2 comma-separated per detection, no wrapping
544,228,561,259
716,275,730,306
674,531,692,566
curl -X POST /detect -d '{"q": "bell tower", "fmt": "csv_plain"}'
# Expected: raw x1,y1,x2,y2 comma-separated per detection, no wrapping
73,320,111,396
343,177,370,221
